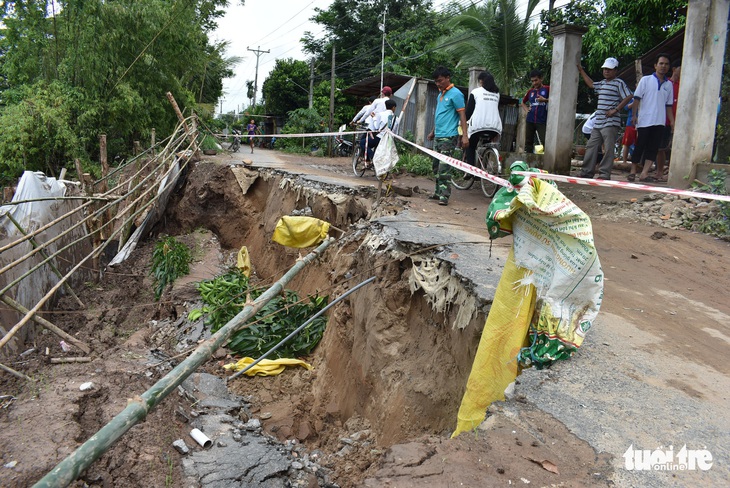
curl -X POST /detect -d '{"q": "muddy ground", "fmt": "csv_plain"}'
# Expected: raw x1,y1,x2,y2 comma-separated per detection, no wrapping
1,147,729,487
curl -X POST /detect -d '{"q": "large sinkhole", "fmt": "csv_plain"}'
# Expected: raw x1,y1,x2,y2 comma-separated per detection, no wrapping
162,160,503,450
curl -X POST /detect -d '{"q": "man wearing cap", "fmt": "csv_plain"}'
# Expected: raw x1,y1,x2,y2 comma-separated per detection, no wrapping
577,57,633,180
427,66,469,206
369,86,392,117
627,53,674,182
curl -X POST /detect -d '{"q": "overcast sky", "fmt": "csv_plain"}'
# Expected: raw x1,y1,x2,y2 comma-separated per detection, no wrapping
212,0,568,114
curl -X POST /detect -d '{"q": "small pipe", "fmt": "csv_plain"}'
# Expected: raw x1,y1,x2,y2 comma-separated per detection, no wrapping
228,276,376,382
190,428,212,448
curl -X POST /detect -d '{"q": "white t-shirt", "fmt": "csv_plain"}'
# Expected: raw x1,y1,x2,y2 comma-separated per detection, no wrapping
370,96,389,116
374,110,394,138
467,87,502,138
633,73,673,128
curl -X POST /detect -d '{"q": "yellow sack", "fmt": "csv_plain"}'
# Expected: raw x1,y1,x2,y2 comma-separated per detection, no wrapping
452,249,535,437
236,246,251,277
272,216,330,248
222,357,313,377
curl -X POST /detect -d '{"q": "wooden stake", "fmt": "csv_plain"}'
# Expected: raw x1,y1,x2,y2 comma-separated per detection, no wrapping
0,295,91,354
0,361,32,381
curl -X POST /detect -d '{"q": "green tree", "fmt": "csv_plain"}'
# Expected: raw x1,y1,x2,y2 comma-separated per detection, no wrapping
541,0,687,74
311,78,356,128
261,58,310,115
439,0,540,96
302,0,449,83
0,0,238,181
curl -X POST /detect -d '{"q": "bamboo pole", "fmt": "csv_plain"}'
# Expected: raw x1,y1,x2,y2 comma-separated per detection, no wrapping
0,295,90,354
165,92,190,134
5,214,85,309
0,361,32,381
51,357,91,364
0,144,195,351
34,237,334,488
0,128,194,294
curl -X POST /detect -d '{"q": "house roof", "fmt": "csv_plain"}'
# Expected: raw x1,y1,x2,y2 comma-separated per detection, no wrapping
341,73,416,98
617,28,685,89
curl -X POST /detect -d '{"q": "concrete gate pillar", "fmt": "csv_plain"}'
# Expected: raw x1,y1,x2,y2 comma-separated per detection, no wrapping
415,78,430,147
669,0,730,188
544,24,588,174
468,66,485,91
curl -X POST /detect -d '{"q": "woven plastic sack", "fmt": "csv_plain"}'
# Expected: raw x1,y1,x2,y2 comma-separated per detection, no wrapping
452,249,535,437
372,131,399,176
272,215,330,248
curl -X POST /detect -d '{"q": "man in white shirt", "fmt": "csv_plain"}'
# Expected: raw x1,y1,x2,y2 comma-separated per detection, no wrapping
627,53,674,182
351,96,376,127
369,86,392,117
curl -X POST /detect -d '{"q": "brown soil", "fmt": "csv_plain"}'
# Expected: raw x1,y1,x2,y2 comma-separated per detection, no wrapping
1,149,729,487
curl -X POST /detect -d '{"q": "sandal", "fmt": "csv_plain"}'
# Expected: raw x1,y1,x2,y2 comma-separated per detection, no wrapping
627,174,636,182
639,176,658,183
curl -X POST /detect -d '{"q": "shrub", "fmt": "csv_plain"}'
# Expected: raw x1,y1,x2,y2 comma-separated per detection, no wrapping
192,268,329,358
150,236,192,300
396,153,433,176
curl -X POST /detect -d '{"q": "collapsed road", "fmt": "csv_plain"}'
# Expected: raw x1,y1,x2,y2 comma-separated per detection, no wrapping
1,148,728,487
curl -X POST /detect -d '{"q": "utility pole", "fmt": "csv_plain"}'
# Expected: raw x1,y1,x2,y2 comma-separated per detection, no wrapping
219,99,223,116
329,46,336,156
309,58,314,109
380,8,387,91
247,45,270,106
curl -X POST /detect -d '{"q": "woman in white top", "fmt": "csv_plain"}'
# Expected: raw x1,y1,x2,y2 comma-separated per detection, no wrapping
465,71,502,165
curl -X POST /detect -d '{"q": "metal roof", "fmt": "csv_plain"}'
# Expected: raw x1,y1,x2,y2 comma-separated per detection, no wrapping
616,28,685,90
341,72,416,98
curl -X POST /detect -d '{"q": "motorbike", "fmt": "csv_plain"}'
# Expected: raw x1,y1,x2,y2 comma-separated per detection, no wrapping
335,124,354,157
229,129,241,152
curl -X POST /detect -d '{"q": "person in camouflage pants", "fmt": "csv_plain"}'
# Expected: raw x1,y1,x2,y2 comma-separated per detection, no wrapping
432,137,459,201
427,66,469,206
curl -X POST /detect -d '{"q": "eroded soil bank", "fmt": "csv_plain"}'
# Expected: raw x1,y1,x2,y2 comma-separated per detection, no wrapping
7,153,726,487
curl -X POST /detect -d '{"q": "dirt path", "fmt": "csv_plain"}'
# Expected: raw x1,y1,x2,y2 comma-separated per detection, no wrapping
1,147,728,487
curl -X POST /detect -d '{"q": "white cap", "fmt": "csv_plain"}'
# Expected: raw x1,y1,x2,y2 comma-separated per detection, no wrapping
601,57,619,70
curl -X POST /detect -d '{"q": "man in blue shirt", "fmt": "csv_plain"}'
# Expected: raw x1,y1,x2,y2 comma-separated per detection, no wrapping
427,66,469,206
522,69,549,153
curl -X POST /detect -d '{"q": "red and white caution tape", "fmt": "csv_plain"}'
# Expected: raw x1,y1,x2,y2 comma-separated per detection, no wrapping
212,130,365,139
512,171,730,203
212,126,730,204
389,131,514,192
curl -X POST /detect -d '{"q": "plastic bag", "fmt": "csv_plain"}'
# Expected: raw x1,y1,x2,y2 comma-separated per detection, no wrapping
236,246,251,277
272,215,330,248
372,132,399,176
222,357,313,377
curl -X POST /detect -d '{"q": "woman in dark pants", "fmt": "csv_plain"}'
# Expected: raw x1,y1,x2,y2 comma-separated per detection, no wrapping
465,71,503,165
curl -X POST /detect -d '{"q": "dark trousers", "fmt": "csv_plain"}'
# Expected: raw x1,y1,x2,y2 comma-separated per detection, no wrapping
465,130,499,165
525,122,546,153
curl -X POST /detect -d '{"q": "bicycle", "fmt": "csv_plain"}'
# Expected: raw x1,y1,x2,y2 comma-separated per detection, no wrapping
450,133,502,198
352,127,375,177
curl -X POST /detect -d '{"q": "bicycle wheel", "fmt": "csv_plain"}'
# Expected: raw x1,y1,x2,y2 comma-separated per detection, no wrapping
451,151,474,190
352,145,366,177
479,148,501,198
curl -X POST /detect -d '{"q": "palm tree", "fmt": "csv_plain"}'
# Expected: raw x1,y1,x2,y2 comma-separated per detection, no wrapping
442,0,540,95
